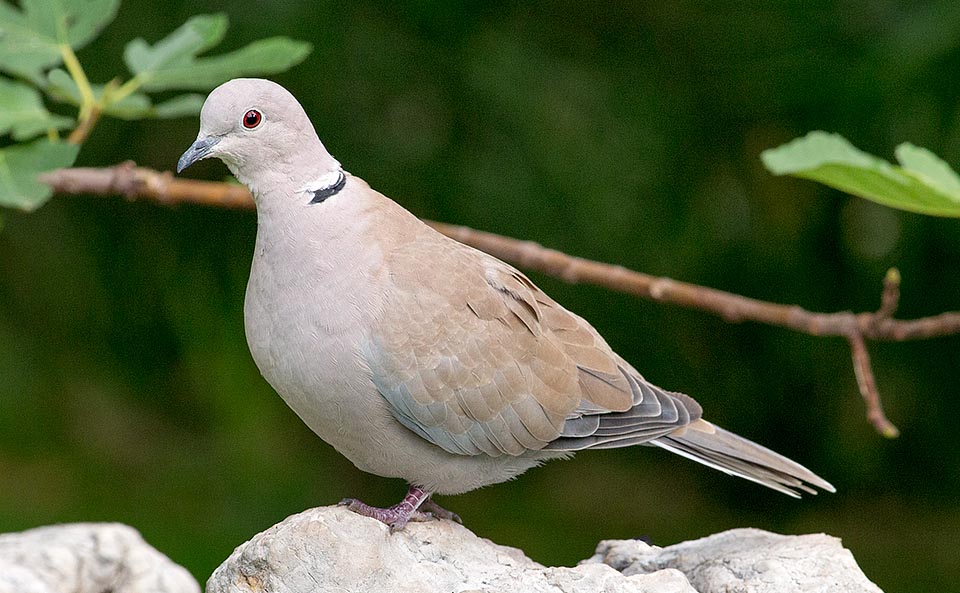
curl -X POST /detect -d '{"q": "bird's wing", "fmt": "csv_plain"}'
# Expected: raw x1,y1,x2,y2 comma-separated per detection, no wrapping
365,230,701,457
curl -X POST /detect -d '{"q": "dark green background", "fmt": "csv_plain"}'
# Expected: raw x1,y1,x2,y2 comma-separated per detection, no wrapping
2,2,959,591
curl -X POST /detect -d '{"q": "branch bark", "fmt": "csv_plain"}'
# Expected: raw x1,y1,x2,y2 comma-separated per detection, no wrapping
41,163,960,436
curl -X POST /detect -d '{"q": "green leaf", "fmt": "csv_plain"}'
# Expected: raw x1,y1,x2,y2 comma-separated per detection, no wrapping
124,14,312,92
103,92,154,119
47,69,202,120
46,68,154,119
0,139,79,211
0,0,120,83
894,143,960,198
153,93,204,118
0,76,73,140
43,68,77,101
123,14,228,76
761,131,960,218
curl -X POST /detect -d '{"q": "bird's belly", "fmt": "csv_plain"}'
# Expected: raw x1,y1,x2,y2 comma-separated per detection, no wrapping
243,281,389,465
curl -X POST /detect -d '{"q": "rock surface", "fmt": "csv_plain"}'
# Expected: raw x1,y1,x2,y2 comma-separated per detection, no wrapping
207,505,693,593
0,522,200,593
589,528,885,593
206,506,883,593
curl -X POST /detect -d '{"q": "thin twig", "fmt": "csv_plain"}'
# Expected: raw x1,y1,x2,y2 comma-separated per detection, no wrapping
847,332,899,437
67,105,101,145
40,163,960,436
876,268,901,320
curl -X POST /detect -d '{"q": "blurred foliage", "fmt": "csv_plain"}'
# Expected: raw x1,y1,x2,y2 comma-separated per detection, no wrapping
2,2,960,592
764,131,960,217
0,1,310,208
0,139,78,209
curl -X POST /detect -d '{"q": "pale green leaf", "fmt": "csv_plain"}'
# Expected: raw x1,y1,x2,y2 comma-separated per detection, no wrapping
58,0,121,49
104,93,154,119
124,14,311,92
0,0,120,83
761,131,960,218
46,68,154,119
44,68,79,102
140,38,311,91
48,69,201,119
123,14,228,75
894,143,960,198
0,2,61,83
152,93,204,118
0,139,79,210
0,76,73,140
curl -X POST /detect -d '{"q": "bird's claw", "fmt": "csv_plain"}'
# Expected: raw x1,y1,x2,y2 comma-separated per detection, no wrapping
338,495,461,531
419,498,463,524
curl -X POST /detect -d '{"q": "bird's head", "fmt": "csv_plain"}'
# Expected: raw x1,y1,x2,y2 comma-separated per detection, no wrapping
177,78,339,192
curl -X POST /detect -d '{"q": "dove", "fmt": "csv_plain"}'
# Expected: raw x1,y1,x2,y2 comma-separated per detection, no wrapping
177,78,834,530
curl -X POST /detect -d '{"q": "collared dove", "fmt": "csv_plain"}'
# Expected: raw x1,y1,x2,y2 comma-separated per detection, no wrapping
178,78,834,530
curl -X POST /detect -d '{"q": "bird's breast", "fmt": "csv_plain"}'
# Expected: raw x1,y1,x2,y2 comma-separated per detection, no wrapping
242,209,390,452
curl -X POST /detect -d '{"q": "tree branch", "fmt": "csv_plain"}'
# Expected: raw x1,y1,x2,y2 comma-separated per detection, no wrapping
40,162,253,209
41,163,960,436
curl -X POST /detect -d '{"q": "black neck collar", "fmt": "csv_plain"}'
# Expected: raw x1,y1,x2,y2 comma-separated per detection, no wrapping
309,170,347,204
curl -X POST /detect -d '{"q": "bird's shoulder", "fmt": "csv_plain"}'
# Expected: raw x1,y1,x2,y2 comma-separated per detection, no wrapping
380,226,628,387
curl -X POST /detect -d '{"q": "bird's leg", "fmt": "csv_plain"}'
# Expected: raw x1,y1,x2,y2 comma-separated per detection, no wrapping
340,484,458,531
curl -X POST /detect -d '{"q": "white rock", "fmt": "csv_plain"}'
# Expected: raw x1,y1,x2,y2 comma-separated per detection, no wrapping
206,506,696,593
587,527,884,593
0,523,199,593
206,506,883,593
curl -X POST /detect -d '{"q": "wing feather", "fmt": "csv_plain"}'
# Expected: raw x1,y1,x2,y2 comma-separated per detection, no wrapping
367,231,702,457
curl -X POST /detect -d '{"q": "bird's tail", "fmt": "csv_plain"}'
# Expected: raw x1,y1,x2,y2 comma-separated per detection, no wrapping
651,420,835,497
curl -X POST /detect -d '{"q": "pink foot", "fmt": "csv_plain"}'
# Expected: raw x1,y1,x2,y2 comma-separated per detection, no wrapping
420,498,462,524
338,485,460,531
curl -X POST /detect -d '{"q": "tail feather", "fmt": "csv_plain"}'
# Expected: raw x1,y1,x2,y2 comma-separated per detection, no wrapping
651,421,834,497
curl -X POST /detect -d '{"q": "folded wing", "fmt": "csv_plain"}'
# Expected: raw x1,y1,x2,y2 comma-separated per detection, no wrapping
366,233,700,458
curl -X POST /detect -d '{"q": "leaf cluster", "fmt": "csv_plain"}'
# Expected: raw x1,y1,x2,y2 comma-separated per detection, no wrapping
0,0,311,213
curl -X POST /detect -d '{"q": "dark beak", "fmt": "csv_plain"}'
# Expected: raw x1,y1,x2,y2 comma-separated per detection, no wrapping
177,135,221,173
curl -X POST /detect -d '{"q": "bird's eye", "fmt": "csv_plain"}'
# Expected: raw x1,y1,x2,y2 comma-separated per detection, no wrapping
243,109,262,129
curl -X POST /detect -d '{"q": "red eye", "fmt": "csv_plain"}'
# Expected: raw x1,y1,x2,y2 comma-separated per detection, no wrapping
243,109,262,129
